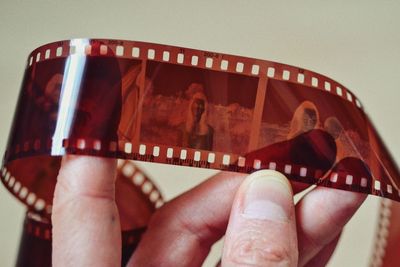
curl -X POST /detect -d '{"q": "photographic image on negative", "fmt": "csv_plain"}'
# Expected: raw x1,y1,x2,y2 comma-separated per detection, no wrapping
247,78,374,182
259,79,369,161
140,61,259,154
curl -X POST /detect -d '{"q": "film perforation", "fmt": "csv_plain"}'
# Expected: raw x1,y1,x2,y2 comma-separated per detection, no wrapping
99,44,108,55
205,57,213,68
311,77,318,87
124,142,132,154
282,69,290,80
13,181,21,193
132,47,140,58
267,67,275,77
300,167,308,177
166,147,174,158
361,177,368,187
152,146,160,157
45,49,51,59
84,44,92,55
222,154,230,165
251,64,260,75
139,144,146,155
132,172,144,185
236,62,244,73
237,156,246,167
19,187,28,199
356,98,362,108
93,139,102,151
147,49,155,60
324,81,331,91
8,175,15,187
76,138,86,150
35,52,41,62
191,55,199,66
4,169,11,182
26,192,36,206
149,190,160,202
297,73,305,83
345,174,354,185
207,152,215,163
177,53,184,64
336,86,343,96
34,199,46,211
329,172,338,183
179,149,187,160
284,164,292,175
116,45,124,56
375,180,381,191
194,151,201,162
162,51,170,61
142,181,153,194
220,59,229,70
346,91,353,102
56,47,63,57
386,184,393,194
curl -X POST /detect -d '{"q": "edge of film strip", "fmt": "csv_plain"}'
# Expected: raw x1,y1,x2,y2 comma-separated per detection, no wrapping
24,211,146,245
117,159,164,209
24,213,52,240
26,39,363,110
1,165,50,214
369,199,392,267
0,158,164,215
4,137,398,202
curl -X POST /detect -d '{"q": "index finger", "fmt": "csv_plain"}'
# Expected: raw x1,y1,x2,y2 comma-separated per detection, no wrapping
51,155,121,266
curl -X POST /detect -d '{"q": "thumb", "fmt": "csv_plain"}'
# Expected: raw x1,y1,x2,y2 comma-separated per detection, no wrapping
221,170,298,267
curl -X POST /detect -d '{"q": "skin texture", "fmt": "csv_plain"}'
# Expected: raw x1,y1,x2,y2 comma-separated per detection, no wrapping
52,156,366,267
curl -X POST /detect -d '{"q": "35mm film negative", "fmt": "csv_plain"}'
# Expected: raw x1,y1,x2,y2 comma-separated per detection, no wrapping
1,38,399,267
1,38,399,206
15,160,163,267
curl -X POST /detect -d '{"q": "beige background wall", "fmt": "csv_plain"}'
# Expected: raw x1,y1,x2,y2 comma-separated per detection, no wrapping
0,1,399,266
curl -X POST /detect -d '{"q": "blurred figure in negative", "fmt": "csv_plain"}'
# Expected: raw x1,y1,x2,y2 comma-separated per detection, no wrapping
287,100,320,139
181,89,214,150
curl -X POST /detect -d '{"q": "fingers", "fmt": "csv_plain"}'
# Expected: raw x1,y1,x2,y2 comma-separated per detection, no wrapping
296,187,366,266
128,171,247,267
129,170,303,267
128,170,311,267
52,155,121,267
221,170,298,267
129,166,363,267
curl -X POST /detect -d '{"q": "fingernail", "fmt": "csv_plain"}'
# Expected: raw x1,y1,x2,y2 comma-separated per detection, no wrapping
242,170,293,221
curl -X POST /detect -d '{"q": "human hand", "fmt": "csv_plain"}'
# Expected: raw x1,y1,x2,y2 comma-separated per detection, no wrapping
52,156,366,267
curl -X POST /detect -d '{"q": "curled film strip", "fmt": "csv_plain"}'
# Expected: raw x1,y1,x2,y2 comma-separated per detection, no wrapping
1,38,399,204
0,38,398,267
15,160,164,267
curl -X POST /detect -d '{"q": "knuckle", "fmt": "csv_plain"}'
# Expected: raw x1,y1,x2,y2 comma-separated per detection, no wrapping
227,230,294,266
